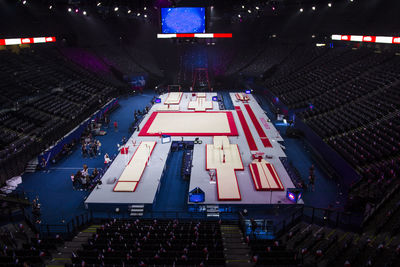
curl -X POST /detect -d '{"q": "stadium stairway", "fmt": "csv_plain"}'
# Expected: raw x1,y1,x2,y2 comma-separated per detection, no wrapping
25,157,38,173
221,224,252,266
46,224,101,267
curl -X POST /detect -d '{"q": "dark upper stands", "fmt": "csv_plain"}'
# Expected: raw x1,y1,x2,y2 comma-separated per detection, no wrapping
249,219,400,267
0,222,64,267
0,47,118,185
262,45,400,215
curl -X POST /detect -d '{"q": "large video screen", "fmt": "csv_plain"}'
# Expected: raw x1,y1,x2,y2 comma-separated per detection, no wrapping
161,7,206,34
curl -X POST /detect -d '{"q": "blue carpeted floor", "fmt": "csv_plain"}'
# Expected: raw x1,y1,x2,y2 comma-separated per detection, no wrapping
220,91,234,110
153,150,189,212
17,90,344,225
255,94,346,210
18,92,156,224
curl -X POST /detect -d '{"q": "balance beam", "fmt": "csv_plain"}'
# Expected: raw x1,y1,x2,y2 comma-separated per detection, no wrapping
114,141,156,192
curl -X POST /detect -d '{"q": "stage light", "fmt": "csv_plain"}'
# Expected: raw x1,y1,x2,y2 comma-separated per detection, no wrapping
144,14,147,18
22,0,27,4
242,5,245,9
49,5,52,10
247,9,251,13
97,2,101,7
328,3,332,7
114,7,118,12
300,8,303,12
144,7,147,10
137,13,141,16
312,34,316,38
68,7,72,12
255,6,259,10
127,9,131,14
312,6,316,10
83,11,87,16
75,8,79,13
272,6,276,11
238,14,241,18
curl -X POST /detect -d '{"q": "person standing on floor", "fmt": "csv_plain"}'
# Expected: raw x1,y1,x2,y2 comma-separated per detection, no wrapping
309,175,315,192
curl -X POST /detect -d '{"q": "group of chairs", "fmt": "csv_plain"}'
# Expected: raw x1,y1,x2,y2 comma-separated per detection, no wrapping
0,47,119,185
264,45,400,215
67,219,225,266
0,224,64,267
253,220,400,267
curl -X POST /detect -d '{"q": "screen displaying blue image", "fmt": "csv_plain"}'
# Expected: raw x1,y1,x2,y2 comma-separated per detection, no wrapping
189,193,204,203
161,7,206,34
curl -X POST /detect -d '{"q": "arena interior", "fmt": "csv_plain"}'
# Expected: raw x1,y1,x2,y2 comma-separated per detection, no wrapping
0,0,400,266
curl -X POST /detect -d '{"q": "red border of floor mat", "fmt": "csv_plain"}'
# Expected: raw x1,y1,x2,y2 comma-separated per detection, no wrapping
235,106,258,151
138,111,238,136
244,104,272,147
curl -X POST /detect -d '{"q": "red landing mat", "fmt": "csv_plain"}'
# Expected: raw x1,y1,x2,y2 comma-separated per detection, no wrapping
244,104,272,147
235,106,258,151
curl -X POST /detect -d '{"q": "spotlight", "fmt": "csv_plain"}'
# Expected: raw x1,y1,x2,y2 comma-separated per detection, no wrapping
75,8,79,13
49,5,52,10
144,14,147,18
22,0,27,4
238,14,241,18
68,7,72,12
312,6,316,10
144,7,147,10
127,9,131,14
241,5,244,9
137,13,140,16
114,7,119,12
328,3,332,7
350,0,353,2
97,2,101,7
300,8,303,12
272,6,275,11
255,6,259,10
247,9,251,13
83,11,87,16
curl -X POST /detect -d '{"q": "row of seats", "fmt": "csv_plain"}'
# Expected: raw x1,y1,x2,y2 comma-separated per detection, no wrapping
69,219,225,266
0,47,119,185
249,219,400,266
263,46,400,215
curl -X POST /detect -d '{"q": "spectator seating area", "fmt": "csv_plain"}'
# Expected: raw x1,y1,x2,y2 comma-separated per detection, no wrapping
239,42,293,78
263,46,400,215
92,45,147,76
67,219,225,266
0,223,64,266
124,45,163,77
0,47,119,185
249,220,400,266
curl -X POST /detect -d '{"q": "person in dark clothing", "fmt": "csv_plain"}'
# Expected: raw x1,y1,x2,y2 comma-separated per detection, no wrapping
309,175,315,192
250,218,258,239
